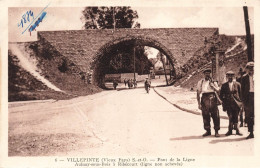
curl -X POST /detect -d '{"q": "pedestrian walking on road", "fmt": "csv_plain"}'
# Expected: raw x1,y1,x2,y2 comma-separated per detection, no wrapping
133,79,137,88
197,69,220,137
130,79,133,88
113,79,118,90
220,71,243,136
241,62,255,139
127,79,130,88
124,78,127,87
144,78,151,93
128,79,133,89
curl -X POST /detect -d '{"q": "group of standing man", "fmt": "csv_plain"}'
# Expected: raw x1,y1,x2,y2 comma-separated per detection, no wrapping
124,78,137,88
197,62,254,139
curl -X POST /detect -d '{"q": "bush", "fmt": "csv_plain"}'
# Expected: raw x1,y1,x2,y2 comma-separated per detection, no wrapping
58,59,68,73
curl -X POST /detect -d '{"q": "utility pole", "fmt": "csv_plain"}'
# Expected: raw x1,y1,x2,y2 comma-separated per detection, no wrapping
113,7,116,31
243,6,253,62
133,43,136,81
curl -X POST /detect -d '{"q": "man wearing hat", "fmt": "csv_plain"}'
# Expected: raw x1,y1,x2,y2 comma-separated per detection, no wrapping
197,69,220,137
241,62,254,139
220,71,243,136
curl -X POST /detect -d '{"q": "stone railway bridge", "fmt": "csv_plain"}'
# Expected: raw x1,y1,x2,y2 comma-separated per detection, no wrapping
37,28,218,87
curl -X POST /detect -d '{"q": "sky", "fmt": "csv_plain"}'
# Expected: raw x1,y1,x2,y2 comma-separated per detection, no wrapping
135,7,254,34
9,6,254,42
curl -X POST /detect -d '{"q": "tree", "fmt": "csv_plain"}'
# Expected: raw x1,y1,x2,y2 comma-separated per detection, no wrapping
107,42,152,74
81,7,99,29
135,45,153,74
81,7,140,29
82,6,151,75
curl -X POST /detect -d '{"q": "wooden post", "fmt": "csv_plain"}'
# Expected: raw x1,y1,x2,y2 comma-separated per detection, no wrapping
133,43,136,81
215,51,219,82
215,50,225,82
243,6,253,62
211,58,214,79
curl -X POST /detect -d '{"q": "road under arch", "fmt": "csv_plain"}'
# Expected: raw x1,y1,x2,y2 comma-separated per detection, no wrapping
91,36,176,88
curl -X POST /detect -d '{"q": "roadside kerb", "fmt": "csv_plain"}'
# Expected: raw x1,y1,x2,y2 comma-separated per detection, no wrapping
8,99,56,107
153,87,228,120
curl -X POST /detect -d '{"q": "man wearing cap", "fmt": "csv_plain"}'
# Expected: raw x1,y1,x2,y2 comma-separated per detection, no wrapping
197,69,220,137
220,71,243,136
241,62,254,139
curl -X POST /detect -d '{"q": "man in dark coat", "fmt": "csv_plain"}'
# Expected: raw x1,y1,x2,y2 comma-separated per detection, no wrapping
241,62,254,139
133,78,137,88
144,78,151,93
197,69,220,137
220,71,243,136
124,78,127,87
236,68,247,127
127,79,131,88
113,79,118,90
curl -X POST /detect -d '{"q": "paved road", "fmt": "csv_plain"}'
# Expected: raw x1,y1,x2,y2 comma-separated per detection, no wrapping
9,88,253,156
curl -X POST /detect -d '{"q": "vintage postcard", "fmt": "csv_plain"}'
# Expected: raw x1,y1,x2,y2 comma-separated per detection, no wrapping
1,0,260,167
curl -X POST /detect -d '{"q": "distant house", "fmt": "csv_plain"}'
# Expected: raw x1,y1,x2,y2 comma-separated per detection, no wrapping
148,57,164,71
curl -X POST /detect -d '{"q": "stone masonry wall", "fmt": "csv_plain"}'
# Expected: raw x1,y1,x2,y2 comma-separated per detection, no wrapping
38,28,218,74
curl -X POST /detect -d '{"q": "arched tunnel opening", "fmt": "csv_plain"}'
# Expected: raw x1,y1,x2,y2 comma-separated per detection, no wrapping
91,36,177,89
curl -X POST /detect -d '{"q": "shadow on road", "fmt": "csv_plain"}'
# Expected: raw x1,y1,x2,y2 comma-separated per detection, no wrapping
116,87,144,91
117,86,155,91
209,137,247,144
170,135,213,141
170,133,239,141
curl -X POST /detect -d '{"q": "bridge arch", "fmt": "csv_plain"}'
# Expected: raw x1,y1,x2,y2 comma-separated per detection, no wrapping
91,35,177,88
